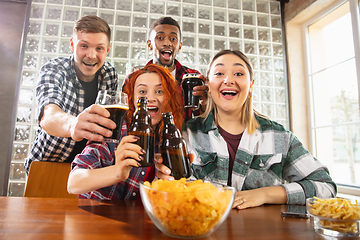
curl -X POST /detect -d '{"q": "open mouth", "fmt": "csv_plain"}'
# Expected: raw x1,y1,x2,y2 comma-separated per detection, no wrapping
220,90,238,97
83,61,97,67
160,49,173,61
147,106,159,116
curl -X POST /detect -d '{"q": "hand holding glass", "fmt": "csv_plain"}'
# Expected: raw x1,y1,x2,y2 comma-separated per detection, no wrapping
95,90,129,143
181,73,204,109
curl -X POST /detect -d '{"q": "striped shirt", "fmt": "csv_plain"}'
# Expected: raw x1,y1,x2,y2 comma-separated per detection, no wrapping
184,112,337,205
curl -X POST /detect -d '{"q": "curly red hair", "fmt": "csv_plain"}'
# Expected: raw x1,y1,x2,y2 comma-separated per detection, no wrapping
123,64,183,135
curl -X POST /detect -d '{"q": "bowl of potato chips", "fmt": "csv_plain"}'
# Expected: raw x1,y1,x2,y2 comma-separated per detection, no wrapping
306,197,360,237
139,178,235,238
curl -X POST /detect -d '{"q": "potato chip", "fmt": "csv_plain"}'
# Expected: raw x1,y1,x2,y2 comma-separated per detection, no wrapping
308,197,360,234
142,178,234,237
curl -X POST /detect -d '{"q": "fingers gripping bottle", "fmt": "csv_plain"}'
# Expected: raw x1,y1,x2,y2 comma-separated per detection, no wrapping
160,112,191,179
128,97,155,167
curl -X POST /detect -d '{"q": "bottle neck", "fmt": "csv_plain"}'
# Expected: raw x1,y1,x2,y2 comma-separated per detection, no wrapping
162,116,182,138
138,102,147,110
163,116,175,126
133,102,151,124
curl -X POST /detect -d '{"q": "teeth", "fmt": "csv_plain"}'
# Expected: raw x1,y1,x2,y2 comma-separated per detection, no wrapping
147,106,158,110
222,91,237,94
84,62,96,66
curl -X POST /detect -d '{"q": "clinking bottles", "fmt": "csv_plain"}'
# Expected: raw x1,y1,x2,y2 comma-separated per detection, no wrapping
160,112,191,180
128,97,154,167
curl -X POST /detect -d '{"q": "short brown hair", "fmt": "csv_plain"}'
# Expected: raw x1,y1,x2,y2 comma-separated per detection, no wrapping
73,15,111,42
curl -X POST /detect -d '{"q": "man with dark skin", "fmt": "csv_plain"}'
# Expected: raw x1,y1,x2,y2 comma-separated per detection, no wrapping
123,16,208,116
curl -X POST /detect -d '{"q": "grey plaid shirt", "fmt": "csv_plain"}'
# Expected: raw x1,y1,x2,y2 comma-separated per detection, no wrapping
24,56,118,173
184,112,337,205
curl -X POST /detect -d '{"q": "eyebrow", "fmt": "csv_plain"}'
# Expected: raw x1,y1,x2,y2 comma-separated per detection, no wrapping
79,40,106,46
136,83,162,88
156,31,179,36
214,62,245,68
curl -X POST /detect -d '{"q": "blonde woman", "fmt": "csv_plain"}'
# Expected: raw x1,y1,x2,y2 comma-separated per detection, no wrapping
156,49,336,209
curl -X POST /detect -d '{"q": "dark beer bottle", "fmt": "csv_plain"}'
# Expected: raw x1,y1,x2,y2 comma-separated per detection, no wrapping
160,112,191,180
128,97,154,167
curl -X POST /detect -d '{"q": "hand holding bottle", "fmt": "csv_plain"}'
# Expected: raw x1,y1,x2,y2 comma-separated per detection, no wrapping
128,97,155,167
113,135,146,181
160,112,191,180
154,152,195,180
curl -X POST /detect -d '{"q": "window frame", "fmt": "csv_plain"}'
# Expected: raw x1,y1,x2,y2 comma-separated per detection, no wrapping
302,0,360,195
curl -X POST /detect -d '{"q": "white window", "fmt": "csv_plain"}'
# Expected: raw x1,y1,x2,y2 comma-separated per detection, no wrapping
304,0,360,194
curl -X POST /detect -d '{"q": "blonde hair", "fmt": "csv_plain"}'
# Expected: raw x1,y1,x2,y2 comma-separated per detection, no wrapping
201,49,265,134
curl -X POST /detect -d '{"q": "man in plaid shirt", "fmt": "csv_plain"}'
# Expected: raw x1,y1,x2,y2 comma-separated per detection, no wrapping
25,16,118,174
122,16,208,120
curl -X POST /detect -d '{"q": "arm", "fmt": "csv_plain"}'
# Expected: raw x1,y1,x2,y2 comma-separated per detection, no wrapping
233,186,288,210
281,135,337,204
36,59,118,142
236,134,336,209
40,104,116,142
67,135,143,195
154,152,287,210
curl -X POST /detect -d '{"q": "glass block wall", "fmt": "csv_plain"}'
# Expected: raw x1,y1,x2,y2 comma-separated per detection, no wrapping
8,0,287,196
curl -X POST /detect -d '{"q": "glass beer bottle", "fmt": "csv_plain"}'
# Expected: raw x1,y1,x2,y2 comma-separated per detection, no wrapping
160,112,191,180
128,97,154,167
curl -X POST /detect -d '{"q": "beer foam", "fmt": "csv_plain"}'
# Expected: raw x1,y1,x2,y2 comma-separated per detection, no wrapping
103,104,129,110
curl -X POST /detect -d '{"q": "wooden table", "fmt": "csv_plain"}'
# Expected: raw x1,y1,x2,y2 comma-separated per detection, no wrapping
0,197,352,240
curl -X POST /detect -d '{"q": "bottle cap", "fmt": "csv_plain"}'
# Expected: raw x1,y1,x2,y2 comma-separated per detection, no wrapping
137,96,148,103
162,112,173,118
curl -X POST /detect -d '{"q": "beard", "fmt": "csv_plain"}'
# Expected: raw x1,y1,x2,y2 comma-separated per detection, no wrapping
156,56,175,68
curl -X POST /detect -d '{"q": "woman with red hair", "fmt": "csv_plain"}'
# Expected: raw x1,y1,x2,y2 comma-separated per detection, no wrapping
123,64,183,135
67,64,183,200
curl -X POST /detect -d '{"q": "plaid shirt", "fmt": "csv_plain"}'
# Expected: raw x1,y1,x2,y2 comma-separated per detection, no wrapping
122,59,200,87
24,56,118,173
71,140,155,200
185,112,337,205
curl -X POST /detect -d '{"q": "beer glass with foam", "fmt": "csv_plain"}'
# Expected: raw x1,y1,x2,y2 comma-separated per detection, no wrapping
181,73,204,109
95,90,129,143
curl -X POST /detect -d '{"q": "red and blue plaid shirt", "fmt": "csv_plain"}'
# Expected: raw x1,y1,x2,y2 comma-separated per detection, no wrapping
71,129,156,200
